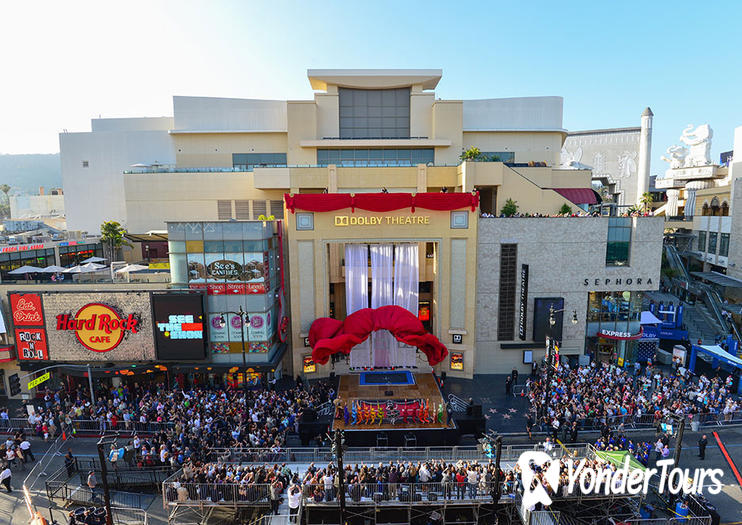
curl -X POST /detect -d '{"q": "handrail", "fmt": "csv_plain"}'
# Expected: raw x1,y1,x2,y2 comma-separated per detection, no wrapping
665,245,690,282
704,284,741,342
447,393,469,413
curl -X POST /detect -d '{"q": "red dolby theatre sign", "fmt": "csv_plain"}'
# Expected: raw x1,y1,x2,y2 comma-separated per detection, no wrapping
56,303,139,352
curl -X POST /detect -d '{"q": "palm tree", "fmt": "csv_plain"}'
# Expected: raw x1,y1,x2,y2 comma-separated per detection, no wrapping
640,192,654,214
100,220,132,261
0,184,10,204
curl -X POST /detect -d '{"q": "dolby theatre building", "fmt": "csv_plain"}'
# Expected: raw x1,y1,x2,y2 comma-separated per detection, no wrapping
50,69,664,382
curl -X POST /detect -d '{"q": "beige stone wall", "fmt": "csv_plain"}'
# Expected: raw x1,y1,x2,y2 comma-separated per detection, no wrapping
287,101,318,165
174,132,288,168
727,180,742,281
463,131,563,166
476,217,664,374
40,291,156,362
432,101,463,165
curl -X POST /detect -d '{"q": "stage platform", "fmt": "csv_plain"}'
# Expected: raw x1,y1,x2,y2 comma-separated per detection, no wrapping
333,373,456,445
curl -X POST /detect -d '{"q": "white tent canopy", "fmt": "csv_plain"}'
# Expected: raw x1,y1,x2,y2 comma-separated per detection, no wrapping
41,265,67,273
64,262,107,274
640,311,663,325
9,265,44,274
115,264,149,274
80,256,106,264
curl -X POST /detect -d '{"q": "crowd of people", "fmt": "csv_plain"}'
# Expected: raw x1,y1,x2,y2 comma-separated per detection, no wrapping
480,211,654,218
527,360,740,441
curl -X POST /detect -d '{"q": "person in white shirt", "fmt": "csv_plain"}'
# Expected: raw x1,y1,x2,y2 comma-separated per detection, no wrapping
20,439,33,462
288,483,302,522
0,466,11,492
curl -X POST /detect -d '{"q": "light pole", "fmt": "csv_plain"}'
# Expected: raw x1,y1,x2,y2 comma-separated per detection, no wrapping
218,306,250,368
96,434,119,525
332,429,347,525
541,305,578,421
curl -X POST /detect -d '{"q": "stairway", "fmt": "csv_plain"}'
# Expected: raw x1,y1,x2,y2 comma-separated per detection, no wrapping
683,302,723,345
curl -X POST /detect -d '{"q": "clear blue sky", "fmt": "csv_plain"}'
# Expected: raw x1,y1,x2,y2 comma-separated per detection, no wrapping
1,0,740,176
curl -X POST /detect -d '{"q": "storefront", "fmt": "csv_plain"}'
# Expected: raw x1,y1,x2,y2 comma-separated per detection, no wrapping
166,220,287,383
5,288,208,397
0,241,103,281
585,291,645,365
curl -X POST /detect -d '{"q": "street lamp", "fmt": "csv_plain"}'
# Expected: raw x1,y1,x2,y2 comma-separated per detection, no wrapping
218,305,250,368
541,305,578,420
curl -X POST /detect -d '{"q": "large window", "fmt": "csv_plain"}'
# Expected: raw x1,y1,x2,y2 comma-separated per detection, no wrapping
708,232,718,254
480,151,515,163
317,148,433,167
697,231,707,252
720,233,730,257
606,218,632,266
232,153,287,171
498,244,518,341
339,88,410,139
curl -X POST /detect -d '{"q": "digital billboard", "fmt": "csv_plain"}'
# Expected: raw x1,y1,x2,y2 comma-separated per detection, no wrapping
151,293,207,360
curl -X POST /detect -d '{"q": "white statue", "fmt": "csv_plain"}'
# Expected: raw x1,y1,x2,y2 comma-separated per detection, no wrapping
592,152,606,176
661,145,688,169
617,151,637,178
678,124,713,167
560,146,583,168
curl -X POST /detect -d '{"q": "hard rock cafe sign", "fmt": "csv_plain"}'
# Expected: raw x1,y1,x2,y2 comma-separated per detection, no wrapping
56,303,140,352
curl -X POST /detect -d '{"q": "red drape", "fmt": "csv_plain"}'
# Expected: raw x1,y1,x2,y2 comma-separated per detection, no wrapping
308,305,449,366
284,192,478,214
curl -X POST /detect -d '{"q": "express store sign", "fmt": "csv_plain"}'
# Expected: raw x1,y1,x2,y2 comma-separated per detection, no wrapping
56,303,139,352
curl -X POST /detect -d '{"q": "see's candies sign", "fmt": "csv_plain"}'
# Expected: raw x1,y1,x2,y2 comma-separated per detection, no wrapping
56,303,139,352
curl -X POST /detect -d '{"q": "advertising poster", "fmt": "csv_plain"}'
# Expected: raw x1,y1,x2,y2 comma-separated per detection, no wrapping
15,328,49,360
205,252,244,282
208,314,229,342
243,252,267,283
227,313,246,342
151,293,207,360
248,312,271,341
9,293,45,327
187,253,206,283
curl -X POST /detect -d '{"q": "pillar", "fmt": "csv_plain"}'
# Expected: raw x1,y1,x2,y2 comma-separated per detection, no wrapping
666,189,680,217
636,107,653,205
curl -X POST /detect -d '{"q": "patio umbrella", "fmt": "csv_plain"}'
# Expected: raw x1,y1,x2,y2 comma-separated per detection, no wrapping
8,265,45,274
64,263,106,274
115,264,149,274
41,265,67,273
80,256,106,264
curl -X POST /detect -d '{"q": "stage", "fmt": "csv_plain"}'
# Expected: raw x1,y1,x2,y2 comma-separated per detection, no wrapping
330,372,458,445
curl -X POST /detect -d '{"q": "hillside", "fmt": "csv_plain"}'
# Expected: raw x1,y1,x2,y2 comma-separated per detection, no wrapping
0,153,62,193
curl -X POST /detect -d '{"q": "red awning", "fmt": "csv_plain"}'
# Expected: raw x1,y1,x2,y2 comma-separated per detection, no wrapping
552,188,599,205
284,192,479,214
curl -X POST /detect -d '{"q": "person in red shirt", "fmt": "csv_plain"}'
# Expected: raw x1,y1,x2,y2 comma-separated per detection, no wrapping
110,414,118,430
455,470,467,499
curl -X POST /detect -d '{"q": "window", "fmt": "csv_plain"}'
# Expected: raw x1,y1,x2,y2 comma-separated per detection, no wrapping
480,151,515,163
720,233,730,257
82,161,89,168
217,200,232,220
339,88,410,139
317,148,433,167
498,244,518,340
269,200,284,219
252,200,267,219
232,153,287,171
697,231,707,252
606,217,632,266
235,200,250,220
708,232,718,254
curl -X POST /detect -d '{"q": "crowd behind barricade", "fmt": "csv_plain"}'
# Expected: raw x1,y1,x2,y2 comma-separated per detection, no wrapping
164,452,642,515
1,377,335,470
526,360,740,440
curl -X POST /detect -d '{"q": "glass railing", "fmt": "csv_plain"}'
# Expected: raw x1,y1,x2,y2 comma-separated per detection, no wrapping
124,162,460,173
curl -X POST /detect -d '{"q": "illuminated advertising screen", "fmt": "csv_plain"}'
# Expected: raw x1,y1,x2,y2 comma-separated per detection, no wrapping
151,293,207,360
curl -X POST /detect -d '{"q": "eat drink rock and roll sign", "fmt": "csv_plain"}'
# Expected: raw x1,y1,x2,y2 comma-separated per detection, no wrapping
9,293,49,360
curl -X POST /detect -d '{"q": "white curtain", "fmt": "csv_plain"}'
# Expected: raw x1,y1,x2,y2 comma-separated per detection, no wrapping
371,244,395,368
345,244,370,369
394,244,420,368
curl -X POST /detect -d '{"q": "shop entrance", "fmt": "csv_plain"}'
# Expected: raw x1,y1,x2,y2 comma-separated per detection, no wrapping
327,241,437,371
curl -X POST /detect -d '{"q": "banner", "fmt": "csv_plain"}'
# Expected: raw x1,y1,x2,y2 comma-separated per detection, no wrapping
518,264,529,340
15,328,49,360
248,312,271,341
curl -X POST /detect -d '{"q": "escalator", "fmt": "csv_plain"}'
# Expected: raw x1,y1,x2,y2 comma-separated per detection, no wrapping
665,244,690,282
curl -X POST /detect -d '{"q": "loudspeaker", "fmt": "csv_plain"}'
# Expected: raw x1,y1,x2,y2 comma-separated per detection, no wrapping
302,409,318,422
470,405,482,418
384,390,394,396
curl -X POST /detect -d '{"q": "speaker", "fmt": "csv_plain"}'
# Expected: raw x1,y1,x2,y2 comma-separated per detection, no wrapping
470,405,482,418
302,409,318,422
384,390,394,396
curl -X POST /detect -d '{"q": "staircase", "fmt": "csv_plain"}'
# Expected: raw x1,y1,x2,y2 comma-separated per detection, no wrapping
684,302,724,345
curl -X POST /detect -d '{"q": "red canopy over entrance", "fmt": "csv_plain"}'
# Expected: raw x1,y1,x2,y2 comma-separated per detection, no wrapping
308,305,449,366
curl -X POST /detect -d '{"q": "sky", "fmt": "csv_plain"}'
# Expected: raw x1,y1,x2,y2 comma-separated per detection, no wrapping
1,0,740,175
